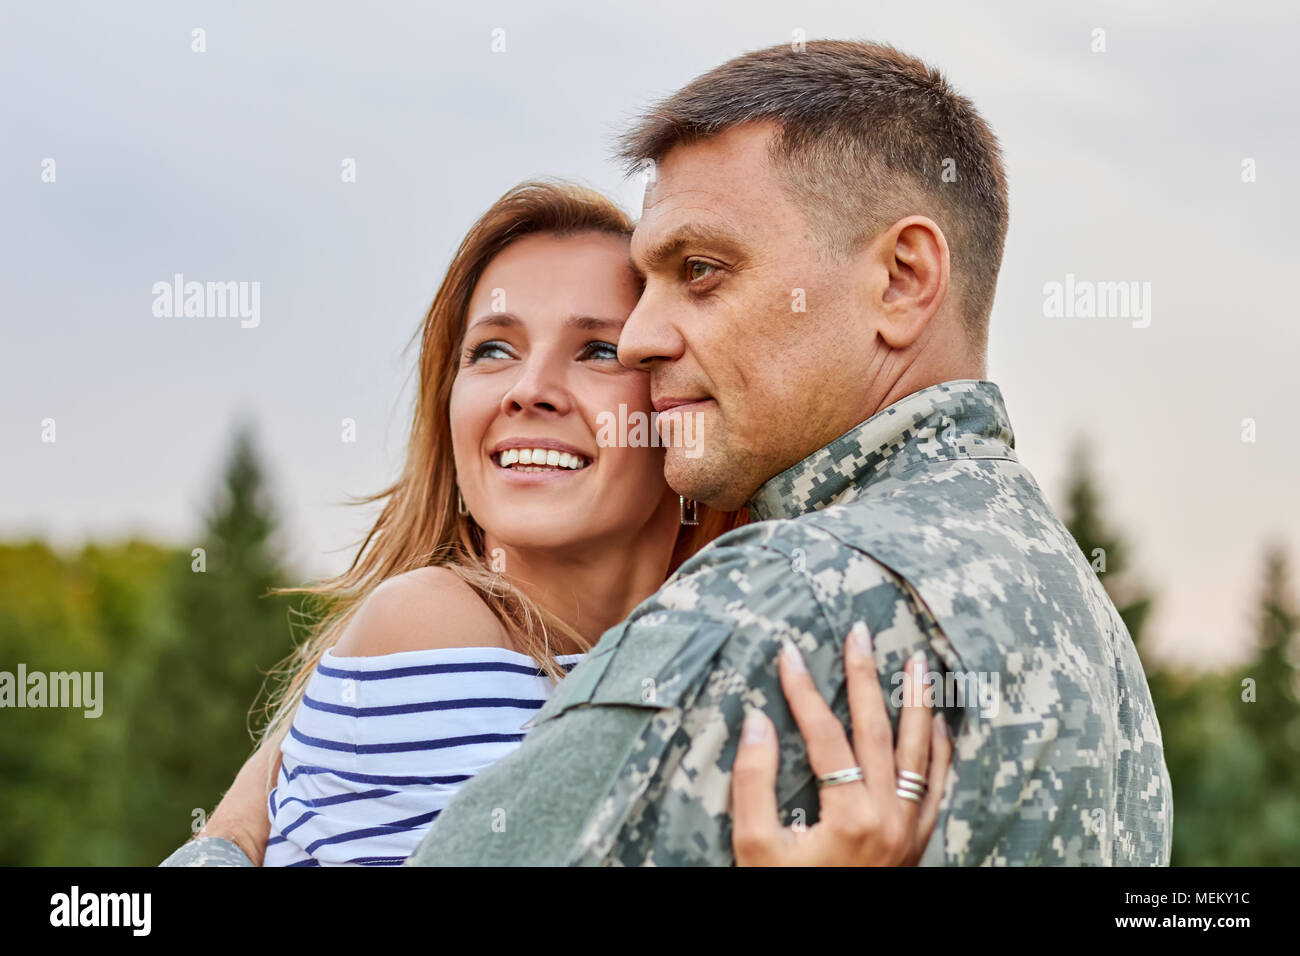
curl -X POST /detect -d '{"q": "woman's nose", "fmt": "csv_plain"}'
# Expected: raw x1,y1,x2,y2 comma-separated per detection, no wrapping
499,358,571,415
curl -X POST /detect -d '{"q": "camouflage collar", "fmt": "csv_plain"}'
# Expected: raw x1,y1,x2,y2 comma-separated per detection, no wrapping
746,379,1017,521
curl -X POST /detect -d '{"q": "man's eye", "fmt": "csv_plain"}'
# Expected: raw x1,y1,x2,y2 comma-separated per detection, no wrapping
466,340,512,363
581,341,619,361
686,259,718,282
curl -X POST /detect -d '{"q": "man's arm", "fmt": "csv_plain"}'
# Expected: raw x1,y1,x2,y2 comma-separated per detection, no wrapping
159,836,255,867
408,511,1144,866
407,521,961,865
567,532,961,865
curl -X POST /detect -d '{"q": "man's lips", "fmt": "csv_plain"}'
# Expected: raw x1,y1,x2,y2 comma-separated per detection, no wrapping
652,396,714,414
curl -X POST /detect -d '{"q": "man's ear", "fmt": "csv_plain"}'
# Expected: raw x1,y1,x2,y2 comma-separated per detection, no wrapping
875,216,950,350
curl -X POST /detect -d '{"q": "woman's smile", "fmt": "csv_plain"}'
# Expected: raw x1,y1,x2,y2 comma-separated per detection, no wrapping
489,441,594,483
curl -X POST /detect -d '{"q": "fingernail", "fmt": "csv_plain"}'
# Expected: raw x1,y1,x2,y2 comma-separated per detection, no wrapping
936,712,950,738
850,621,872,655
741,710,770,743
781,636,806,672
911,649,926,670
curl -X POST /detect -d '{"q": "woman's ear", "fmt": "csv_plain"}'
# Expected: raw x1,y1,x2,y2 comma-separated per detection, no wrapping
875,216,950,350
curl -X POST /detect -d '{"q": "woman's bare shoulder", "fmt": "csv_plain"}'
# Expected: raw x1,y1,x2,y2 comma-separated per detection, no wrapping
330,566,511,658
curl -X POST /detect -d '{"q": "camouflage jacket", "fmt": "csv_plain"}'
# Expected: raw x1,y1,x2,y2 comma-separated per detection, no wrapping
406,379,1173,866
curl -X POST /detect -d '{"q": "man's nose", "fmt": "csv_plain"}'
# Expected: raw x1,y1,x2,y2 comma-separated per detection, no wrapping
618,286,684,370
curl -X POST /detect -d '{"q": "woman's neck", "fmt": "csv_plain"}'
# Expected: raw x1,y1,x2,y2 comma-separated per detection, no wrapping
481,496,679,654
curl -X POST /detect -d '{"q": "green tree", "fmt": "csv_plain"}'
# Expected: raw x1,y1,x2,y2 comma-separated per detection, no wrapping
1060,438,1154,650
1157,546,1300,865
120,423,296,863
1241,546,1300,773
1232,545,1300,862
0,539,177,864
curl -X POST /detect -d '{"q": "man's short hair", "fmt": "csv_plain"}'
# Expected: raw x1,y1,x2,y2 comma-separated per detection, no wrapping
616,40,1009,353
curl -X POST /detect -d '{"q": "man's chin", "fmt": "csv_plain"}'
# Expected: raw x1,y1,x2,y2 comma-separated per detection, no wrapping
664,452,755,513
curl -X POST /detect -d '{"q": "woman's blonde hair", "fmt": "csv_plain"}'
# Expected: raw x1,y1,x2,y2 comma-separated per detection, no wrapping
256,179,747,758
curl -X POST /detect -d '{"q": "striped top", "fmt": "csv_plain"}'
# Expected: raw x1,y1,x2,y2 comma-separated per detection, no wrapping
263,646,583,867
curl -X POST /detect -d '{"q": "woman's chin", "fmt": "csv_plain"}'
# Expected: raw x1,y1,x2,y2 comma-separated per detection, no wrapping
479,521,606,557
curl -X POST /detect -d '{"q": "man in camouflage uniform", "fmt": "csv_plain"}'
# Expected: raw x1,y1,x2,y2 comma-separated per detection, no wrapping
405,380,1170,866
406,41,1172,866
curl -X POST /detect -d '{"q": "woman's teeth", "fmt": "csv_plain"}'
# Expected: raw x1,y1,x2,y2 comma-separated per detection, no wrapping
495,448,589,471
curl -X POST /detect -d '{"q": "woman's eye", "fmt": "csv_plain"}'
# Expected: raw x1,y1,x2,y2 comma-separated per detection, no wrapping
686,259,718,283
466,340,512,363
581,341,620,361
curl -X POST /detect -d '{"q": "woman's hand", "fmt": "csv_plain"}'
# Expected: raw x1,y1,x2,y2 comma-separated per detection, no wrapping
197,736,282,867
731,622,951,866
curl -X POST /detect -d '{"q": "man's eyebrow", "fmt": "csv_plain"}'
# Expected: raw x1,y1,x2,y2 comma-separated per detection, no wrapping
464,313,625,335
633,222,748,274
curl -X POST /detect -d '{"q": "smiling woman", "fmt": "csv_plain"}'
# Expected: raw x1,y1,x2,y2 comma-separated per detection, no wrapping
272,182,746,688
165,180,749,867
449,228,699,607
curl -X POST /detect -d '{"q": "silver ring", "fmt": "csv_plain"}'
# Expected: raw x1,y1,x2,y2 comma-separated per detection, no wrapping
817,766,864,788
896,787,924,804
894,775,925,796
898,770,927,785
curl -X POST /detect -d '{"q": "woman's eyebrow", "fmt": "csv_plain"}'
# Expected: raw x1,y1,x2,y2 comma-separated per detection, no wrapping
464,313,624,336
567,315,625,332
466,313,520,334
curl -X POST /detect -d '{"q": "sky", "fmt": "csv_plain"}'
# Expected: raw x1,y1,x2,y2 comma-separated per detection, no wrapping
2,0,1296,671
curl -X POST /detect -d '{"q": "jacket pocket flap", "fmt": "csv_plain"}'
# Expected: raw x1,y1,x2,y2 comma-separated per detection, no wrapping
590,619,730,707
527,617,730,726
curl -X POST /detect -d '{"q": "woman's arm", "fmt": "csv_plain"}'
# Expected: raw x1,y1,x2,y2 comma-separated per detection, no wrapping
159,738,279,867
165,567,503,867
200,736,283,865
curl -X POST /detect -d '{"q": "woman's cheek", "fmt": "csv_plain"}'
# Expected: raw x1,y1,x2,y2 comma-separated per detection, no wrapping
448,383,489,478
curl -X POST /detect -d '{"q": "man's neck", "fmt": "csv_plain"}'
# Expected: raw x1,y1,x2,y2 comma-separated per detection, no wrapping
746,378,1012,522
869,350,987,427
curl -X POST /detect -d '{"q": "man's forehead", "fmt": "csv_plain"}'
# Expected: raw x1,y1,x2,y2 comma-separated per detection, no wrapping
632,124,783,241
629,202,748,269
633,200,736,233
645,126,777,200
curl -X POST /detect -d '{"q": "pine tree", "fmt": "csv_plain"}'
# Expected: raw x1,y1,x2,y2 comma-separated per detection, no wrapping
1060,438,1155,651
1244,545,1300,766
1234,544,1300,863
121,422,296,863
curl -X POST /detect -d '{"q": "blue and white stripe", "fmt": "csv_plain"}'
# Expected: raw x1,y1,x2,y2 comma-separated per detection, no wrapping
264,646,582,867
